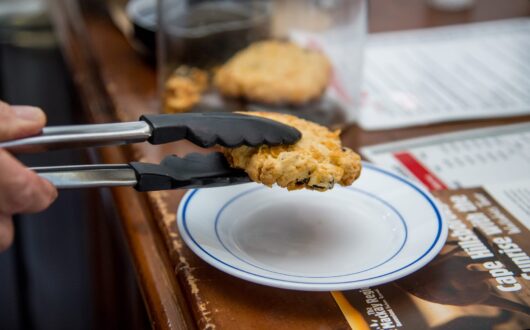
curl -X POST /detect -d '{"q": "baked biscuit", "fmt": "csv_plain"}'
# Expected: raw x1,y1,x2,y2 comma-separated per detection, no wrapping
223,112,361,191
164,66,208,113
214,41,331,105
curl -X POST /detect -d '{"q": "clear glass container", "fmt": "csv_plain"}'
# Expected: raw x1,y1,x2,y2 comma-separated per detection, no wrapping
158,0,366,127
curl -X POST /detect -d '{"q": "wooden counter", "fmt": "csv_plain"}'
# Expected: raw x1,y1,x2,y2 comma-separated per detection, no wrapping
48,0,530,328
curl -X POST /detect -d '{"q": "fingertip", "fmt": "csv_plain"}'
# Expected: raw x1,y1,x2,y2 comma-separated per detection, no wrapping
0,105,47,140
36,176,58,208
42,177,58,204
0,215,14,252
12,106,46,125
18,173,58,214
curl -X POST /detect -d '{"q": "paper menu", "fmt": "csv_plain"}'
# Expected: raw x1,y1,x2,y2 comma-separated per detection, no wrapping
361,122,530,190
485,180,530,231
360,18,530,130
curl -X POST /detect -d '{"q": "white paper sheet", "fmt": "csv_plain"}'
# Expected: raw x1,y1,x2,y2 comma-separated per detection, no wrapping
360,18,530,130
485,180,530,230
361,122,530,190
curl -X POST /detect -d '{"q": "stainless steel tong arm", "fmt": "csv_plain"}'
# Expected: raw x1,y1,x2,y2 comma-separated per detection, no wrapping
31,153,250,191
34,165,138,189
0,113,302,153
0,121,152,152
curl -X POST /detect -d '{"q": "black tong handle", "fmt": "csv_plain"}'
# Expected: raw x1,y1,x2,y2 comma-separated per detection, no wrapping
130,153,250,192
141,113,301,147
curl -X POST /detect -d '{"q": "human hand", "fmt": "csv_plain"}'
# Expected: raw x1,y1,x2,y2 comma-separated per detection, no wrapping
0,102,57,251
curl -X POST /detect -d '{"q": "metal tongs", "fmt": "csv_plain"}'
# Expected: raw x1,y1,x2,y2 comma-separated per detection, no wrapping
0,113,301,191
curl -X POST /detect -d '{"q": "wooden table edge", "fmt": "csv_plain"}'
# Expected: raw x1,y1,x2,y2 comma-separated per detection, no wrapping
48,1,197,329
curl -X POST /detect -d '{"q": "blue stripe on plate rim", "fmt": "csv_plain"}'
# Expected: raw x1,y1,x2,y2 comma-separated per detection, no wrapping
178,162,445,286
212,186,408,278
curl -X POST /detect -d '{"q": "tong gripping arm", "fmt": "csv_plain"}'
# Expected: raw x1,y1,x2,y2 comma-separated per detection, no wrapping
33,153,250,191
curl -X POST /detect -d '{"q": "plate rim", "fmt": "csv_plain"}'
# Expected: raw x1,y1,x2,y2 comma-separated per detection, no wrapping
177,162,448,291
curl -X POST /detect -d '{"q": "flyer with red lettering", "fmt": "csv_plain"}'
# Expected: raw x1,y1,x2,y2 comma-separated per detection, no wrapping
340,123,530,329
361,122,530,190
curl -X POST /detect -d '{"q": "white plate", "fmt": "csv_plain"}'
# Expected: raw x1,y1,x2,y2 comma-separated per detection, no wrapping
177,162,447,291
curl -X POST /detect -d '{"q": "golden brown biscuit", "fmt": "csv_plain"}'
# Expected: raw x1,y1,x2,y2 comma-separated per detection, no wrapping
223,112,361,191
214,41,331,105
164,66,208,113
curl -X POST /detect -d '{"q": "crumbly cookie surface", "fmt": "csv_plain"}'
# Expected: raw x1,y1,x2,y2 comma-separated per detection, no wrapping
214,41,331,105
223,112,361,191
164,66,208,113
